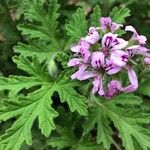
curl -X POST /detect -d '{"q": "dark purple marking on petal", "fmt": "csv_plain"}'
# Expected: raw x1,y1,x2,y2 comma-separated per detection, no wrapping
122,55,128,62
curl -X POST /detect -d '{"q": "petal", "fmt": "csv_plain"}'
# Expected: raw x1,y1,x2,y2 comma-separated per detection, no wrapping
71,65,95,81
112,38,128,50
111,22,123,32
80,47,91,63
102,33,128,50
71,44,80,53
125,25,137,35
136,35,147,44
144,57,150,65
92,75,105,96
123,67,138,93
105,80,122,99
91,52,105,68
85,27,100,44
67,58,81,66
80,38,90,49
125,25,147,44
105,60,122,75
110,50,129,67
102,32,118,47
100,17,112,31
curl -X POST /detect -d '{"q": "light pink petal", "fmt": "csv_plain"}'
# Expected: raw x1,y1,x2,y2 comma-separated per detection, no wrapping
80,47,91,63
67,58,81,67
79,38,90,49
125,25,137,35
102,32,118,47
112,38,128,50
105,60,122,75
71,65,95,81
123,68,138,93
110,50,129,67
100,17,122,32
144,57,150,65
91,52,105,68
125,25,147,44
111,22,123,32
85,27,100,44
100,17,112,31
136,35,147,44
71,44,80,53
105,80,123,99
92,75,105,96
102,33,127,50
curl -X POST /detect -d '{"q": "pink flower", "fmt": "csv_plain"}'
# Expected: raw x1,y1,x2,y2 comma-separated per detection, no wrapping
102,33,128,52
85,27,100,44
100,17,123,32
68,17,148,99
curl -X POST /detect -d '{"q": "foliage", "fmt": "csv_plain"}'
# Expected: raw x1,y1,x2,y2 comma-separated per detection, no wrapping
0,0,150,150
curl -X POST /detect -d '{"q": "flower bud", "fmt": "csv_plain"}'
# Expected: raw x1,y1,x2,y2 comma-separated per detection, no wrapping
48,56,60,78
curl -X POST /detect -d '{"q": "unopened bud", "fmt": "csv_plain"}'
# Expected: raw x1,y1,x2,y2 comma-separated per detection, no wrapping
48,56,60,78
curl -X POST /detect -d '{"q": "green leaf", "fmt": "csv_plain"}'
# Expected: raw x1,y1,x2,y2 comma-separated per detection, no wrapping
84,107,113,150
0,56,88,149
84,95,150,150
0,86,58,150
91,6,101,26
111,94,143,105
110,7,130,23
12,56,50,81
0,76,45,96
65,8,87,41
54,81,88,116
18,0,60,43
14,43,60,62
138,79,150,97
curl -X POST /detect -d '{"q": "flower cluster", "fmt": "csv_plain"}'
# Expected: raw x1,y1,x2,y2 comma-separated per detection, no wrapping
68,17,150,99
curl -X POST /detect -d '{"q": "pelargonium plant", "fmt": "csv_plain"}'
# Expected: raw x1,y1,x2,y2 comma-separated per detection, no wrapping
0,1,150,150
68,17,149,99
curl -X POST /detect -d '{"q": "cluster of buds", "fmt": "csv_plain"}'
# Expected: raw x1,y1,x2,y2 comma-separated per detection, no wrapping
68,17,150,99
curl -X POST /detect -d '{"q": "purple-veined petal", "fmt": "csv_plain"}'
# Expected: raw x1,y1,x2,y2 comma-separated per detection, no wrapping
111,22,123,32
71,38,90,53
91,52,105,68
100,17,122,32
105,80,123,99
80,47,91,63
85,27,100,44
67,58,81,67
71,65,95,80
123,67,138,92
112,38,128,50
144,57,150,65
102,33,128,51
80,38,90,49
105,60,122,75
92,75,105,96
110,50,129,67
100,17,112,31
